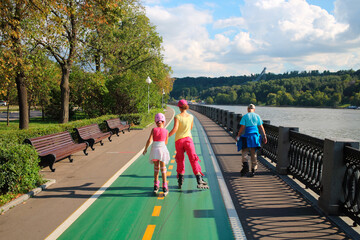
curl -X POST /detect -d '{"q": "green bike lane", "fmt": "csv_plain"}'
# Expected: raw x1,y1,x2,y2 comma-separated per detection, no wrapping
50,107,235,240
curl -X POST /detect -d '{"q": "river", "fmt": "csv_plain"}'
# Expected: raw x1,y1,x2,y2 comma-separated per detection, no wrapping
206,105,360,143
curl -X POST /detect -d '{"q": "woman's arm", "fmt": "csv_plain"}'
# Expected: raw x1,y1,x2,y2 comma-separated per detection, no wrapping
143,129,154,155
169,117,179,137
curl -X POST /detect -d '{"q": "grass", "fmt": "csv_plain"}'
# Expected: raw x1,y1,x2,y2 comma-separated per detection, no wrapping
0,118,60,131
0,110,157,131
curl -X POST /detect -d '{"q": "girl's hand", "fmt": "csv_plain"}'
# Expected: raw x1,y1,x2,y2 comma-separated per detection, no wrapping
143,149,147,155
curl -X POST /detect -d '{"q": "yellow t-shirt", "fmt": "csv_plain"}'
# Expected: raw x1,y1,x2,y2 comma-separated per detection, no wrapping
175,114,193,141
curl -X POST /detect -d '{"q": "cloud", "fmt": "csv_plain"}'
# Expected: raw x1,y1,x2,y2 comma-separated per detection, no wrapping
213,17,246,29
334,0,360,37
145,0,360,77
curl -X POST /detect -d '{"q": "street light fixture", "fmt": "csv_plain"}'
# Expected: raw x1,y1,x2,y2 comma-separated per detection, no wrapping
146,76,152,112
162,89,165,109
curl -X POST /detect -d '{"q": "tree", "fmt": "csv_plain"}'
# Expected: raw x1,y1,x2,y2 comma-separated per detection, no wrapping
266,93,277,105
0,0,35,129
26,50,60,119
33,0,115,123
205,96,214,104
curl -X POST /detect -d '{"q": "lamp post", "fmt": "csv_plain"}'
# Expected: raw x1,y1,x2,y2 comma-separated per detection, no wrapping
146,76,152,112
162,89,165,109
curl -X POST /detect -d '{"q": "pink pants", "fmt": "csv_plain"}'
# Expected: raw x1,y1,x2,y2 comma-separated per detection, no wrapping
175,137,203,176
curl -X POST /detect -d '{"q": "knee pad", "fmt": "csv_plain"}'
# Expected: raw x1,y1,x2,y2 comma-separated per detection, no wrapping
161,167,167,174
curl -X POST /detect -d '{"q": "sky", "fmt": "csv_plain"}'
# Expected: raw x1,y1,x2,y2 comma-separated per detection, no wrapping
143,0,360,78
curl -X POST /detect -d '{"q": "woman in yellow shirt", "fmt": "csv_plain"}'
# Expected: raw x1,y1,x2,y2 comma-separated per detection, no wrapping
169,99,209,189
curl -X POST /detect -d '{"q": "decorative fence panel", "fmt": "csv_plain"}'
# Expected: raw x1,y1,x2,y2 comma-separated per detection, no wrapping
262,123,279,163
288,131,324,195
342,146,360,226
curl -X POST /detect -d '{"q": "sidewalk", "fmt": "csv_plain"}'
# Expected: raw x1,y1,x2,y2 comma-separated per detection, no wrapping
191,110,352,239
0,107,175,240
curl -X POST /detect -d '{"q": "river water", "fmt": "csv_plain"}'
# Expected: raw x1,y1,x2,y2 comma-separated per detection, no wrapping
206,105,360,143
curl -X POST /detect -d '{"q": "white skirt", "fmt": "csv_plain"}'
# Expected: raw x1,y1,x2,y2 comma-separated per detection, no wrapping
149,141,170,165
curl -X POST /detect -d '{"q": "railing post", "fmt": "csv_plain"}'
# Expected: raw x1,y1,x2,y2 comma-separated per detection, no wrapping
223,110,228,128
318,138,359,215
211,107,215,120
232,114,242,138
216,108,221,123
227,112,234,131
219,109,224,126
276,127,299,175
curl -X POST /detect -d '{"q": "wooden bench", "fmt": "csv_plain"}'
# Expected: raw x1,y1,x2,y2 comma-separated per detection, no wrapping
104,118,131,136
74,124,112,150
24,131,88,172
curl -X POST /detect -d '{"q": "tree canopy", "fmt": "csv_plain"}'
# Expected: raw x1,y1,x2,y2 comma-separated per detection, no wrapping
0,0,173,128
171,70,360,107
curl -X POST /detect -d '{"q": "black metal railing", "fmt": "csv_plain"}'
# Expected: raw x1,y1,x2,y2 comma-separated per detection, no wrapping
341,146,360,226
186,103,360,230
262,123,279,163
288,131,324,195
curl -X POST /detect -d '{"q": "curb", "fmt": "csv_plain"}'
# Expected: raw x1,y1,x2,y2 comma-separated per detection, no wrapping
1,179,56,215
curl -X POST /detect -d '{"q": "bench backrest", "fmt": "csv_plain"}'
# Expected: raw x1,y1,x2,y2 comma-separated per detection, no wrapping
24,131,75,154
76,124,102,139
106,118,122,128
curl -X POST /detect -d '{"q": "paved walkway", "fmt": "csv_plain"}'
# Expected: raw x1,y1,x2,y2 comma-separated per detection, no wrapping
191,110,353,239
0,106,356,239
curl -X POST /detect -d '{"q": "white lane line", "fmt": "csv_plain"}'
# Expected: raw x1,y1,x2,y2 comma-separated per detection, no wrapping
194,116,247,240
45,109,175,240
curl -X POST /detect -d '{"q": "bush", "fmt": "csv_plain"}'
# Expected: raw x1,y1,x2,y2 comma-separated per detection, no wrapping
0,143,43,206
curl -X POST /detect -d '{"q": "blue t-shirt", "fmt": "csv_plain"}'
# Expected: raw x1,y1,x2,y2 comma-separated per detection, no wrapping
240,112,263,127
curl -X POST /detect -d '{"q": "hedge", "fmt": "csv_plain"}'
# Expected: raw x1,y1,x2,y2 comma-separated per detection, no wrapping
0,108,164,207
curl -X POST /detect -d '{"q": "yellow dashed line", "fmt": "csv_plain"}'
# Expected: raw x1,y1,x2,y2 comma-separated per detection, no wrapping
168,165,173,170
152,206,161,217
166,171,171,176
172,155,176,158
171,159,175,163
158,193,164,199
142,225,156,240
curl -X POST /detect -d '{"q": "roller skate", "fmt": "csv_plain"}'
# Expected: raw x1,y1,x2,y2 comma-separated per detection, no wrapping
196,174,209,189
178,174,184,189
153,180,160,194
163,182,169,196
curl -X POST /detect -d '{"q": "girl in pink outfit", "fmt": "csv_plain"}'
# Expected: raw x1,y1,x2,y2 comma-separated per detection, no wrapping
143,113,170,195
169,99,209,189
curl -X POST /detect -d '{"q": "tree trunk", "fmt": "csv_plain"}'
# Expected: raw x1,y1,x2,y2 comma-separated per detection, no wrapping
95,51,101,72
13,2,29,129
60,65,71,123
6,91,10,126
16,72,29,129
42,105,45,121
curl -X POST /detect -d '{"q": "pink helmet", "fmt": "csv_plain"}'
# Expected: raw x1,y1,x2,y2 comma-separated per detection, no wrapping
177,99,188,107
155,113,166,124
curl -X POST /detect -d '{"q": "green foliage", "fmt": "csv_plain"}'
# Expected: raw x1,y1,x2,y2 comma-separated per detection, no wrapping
0,143,43,206
181,70,360,107
70,67,109,117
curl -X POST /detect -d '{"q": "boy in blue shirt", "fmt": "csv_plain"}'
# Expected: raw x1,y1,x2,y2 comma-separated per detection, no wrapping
236,104,267,177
